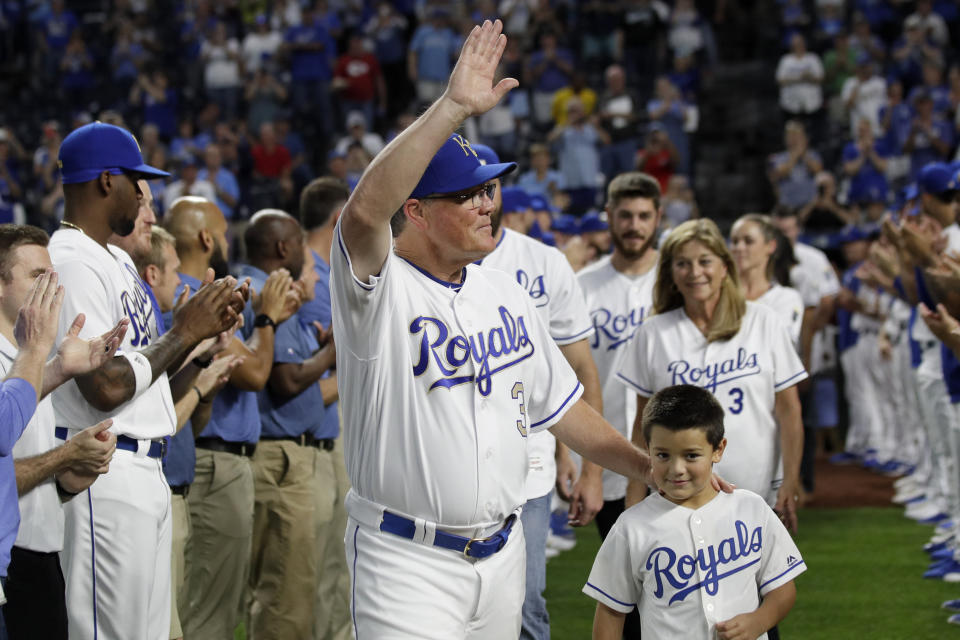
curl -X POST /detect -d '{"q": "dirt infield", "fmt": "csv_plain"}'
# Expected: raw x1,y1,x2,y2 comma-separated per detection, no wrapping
804,454,898,509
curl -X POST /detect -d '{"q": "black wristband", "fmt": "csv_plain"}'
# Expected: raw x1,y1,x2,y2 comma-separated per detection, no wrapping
193,355,213,369
254,314,276,329
55,476,81,499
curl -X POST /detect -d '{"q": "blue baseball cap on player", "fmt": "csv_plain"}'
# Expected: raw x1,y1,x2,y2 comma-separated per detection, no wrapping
410,134,516,199
918,162,958,197
470,142,500,166
501,187,531,214
579,210,609,232
58,122,170,185
551,214,580,235
529,194,559,214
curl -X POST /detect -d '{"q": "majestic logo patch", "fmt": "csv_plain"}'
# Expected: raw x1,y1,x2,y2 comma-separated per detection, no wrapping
410,306,535,395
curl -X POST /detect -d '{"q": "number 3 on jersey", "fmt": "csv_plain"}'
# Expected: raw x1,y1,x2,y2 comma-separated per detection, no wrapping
727,387,744,414
512,382,529,437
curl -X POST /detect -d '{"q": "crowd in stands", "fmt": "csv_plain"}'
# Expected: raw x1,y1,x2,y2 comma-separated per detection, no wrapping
0,0,719,235
770,0,960,242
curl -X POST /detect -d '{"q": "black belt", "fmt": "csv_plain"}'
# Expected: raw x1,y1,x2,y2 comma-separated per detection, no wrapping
260,434,335,450
170,484,190,498
195,437,257,457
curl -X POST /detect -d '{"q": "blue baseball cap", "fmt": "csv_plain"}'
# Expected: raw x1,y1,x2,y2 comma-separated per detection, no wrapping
471,143,500,166
410,134,516,199
902,182,919,202
836,224,870,245
918,162,958,196
501,187,531,214
580,210,609,232
529,194,559,213
551,214,580,235
58,122,170,185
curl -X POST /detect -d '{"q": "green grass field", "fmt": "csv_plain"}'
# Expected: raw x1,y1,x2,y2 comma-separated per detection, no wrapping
546,507,960,639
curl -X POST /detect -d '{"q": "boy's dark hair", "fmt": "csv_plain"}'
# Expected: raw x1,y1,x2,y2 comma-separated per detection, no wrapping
0,224,49,282
300,177,351,231
641,384,725,448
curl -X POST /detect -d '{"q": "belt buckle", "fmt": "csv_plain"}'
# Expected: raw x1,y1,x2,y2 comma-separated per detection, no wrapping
462,536,480,559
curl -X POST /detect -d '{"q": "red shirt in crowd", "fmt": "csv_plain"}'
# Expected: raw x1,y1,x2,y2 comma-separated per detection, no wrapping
333,53,381,103
639,147,674,193
251,143,291,178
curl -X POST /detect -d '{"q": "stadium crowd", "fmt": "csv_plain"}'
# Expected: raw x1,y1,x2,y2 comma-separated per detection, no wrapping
0,0,959,639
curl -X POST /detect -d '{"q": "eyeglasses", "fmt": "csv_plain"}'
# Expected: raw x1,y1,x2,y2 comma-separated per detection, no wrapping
423,183,497,210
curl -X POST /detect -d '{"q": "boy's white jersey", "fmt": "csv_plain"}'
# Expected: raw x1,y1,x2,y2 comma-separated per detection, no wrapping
584,490,806,640
331,224,583,527
479,228,594,500
616,303,807,504
577,255,657,500
48,228,175,439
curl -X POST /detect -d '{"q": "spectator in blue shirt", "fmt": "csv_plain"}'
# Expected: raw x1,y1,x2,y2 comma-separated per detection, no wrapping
548,97,610,215
284,4,337,138
407,8,460,104
197,146,240,220
879,78,914,156
365,1,410,118
517,142,565,200
526,32,575,127
129,70,179,140
843,118,890,208
907,60,951,117
905,91,953,180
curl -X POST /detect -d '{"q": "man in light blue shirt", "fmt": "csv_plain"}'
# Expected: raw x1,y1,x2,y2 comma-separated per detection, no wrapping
197,146,240,220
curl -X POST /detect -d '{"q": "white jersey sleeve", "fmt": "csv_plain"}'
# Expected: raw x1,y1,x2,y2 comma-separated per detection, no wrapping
583,515,641,614
765,306,807,392
757,502,807,596
756,285,804,351
615,316,658,398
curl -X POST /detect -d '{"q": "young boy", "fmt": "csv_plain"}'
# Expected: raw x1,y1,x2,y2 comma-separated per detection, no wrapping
583,385,806,640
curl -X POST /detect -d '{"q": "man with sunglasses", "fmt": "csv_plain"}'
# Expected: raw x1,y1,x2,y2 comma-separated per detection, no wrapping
50,122,249,640
331,20,652,637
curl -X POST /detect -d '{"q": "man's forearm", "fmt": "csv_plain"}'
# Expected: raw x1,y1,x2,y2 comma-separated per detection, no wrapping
319,374,338,406
74,329,191,412
15,446,71,495
270,347,337,399
550,399,649,482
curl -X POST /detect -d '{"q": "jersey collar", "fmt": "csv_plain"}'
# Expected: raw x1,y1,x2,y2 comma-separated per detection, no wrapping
399,256,467,292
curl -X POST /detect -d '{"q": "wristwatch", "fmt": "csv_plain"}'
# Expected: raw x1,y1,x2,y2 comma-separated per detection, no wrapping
254,314,276,329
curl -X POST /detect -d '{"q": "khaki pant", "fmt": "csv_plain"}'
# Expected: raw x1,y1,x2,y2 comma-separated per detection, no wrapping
313,437,352,640
169,493,191,639
182,449,254,639
249,440,319,640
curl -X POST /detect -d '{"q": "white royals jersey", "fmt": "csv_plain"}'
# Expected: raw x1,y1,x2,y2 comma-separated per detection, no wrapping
480,228,594,500
583,490,806,640
49,228,176,439
790,242,839,309
616,303,807,504
331,223,583,527
0,334,62,553
577,255,657,500
756,285,804,351
915,224,960,379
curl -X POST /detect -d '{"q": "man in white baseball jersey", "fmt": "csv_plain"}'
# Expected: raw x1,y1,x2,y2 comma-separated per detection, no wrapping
578,171,661,540
585,385,805,640
331,20,652,638
472,142,603,640
51,122,248,640
0,225,124,640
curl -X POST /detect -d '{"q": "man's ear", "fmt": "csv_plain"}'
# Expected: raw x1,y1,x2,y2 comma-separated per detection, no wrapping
404,199,429,232
199,228,214,253
98,171,113,196
143,263,161,288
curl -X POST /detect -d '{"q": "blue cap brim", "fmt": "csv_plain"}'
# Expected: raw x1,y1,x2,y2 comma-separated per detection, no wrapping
411,161,516,199
61,163,170,185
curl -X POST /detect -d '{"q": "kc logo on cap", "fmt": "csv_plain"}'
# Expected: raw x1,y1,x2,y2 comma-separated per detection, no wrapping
409,134,516,200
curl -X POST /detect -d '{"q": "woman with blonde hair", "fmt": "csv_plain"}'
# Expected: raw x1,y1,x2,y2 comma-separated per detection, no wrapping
617,219,808,530
731,213,805,348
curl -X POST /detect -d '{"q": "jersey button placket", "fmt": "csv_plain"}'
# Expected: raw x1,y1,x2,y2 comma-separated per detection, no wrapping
690,515,716,625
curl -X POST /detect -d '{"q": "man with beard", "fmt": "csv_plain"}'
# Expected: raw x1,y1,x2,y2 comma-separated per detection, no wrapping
163,197,297,639
472,143,603,640
576,171,661,637
240,210,336,638
50,122,248,639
